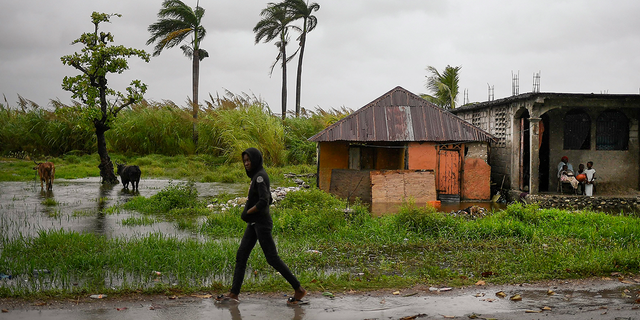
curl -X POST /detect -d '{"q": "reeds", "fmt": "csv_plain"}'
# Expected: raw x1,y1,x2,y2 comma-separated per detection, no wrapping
0,95,349,165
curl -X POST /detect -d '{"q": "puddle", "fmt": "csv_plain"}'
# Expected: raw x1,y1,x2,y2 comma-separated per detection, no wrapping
0,178,246,241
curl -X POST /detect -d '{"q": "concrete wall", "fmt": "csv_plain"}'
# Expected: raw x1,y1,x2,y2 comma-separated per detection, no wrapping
458,107,514,189
545,108,639,193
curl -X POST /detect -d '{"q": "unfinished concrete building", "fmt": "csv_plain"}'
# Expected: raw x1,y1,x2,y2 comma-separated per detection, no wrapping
450,93,640,195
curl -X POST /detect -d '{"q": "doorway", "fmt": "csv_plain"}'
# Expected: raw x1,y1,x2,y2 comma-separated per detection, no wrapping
538,113,550,192
518,111,530,191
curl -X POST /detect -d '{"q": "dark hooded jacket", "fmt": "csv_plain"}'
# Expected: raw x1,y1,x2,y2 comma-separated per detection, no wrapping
241,148,272,223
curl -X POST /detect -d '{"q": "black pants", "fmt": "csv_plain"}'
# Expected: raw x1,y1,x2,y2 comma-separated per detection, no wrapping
231,221,300,295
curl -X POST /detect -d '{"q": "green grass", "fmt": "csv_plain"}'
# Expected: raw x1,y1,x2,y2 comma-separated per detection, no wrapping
1,189,639,298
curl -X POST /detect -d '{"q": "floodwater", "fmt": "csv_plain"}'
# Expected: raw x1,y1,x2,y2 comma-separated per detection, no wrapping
0,178,506,241
0,178,245,241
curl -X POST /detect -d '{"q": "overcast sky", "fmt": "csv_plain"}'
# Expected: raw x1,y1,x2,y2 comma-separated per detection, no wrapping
1,0,639,114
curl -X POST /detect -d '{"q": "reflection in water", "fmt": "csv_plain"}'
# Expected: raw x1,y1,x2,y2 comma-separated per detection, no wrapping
214,303,305,320
39,189,54,199
92,182,117,236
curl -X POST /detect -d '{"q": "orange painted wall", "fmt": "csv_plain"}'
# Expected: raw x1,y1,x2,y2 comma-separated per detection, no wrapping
318,141,350,192
407,142,437,170
461,158,491,200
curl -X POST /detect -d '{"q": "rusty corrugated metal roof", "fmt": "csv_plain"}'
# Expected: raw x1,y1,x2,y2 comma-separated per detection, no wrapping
309,86,495,143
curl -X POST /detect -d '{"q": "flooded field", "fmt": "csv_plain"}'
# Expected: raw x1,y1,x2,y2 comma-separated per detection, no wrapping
0,178,246,241
1,178,508,242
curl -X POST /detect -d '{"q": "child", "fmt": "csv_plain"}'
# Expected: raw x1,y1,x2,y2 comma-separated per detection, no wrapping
576,164,586,195
584,161,596,196
560,164,579,190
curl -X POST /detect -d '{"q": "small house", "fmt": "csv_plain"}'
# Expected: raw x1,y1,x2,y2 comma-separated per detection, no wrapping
308,86,495,212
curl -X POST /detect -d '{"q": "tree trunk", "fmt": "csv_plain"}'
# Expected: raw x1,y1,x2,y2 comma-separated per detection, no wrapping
192,51,200,147
281,43,287,120
295,31,307,118
95,120,118,184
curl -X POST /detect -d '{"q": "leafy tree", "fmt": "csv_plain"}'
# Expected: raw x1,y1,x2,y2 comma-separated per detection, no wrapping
147,0,208,145
422,65,461,109
285,0,320,118
61,12,149,184
254,2,299,120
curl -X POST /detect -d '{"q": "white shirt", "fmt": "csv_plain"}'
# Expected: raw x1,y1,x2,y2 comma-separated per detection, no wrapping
584,168,596,182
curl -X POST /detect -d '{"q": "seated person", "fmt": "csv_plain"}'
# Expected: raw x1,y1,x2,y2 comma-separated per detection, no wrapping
559,164,579,190
557,156,573,179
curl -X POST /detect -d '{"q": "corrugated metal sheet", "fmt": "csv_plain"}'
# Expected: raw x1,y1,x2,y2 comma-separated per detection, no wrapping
309,86,495,143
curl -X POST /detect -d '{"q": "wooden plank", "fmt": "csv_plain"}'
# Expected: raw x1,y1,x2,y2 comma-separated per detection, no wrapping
329,169,371,202
371,170,437,203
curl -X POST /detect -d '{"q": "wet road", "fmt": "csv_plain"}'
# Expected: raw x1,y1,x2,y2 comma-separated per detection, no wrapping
1,279,639,319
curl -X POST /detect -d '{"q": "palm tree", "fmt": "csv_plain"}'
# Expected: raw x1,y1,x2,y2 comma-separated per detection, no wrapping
422,65,461,109
285,0,319,118
147,0,208,144
254,2,298,120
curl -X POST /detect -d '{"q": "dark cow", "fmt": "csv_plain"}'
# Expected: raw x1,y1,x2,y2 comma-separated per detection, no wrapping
33,160,55,190
115,163,141,190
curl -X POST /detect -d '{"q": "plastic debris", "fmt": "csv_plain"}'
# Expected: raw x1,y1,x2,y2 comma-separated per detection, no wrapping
510,294,522,301
33,269,50,276
322,292,335,298
0,273,12,280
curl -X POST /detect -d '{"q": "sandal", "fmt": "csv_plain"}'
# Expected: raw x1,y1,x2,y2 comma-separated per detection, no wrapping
215,294,239,303
287,297,309,305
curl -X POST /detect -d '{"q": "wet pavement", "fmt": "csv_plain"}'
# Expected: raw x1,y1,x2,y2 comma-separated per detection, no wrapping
1,278,639,319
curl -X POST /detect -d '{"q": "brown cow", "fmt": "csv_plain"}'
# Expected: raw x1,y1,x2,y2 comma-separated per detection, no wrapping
33,160,55,190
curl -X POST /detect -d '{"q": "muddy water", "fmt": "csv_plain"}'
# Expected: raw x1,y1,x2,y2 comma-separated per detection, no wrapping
0,178,245,240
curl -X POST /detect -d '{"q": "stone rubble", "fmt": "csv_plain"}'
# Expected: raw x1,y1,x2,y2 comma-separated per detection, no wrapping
520,193,640,213
207,173,312,212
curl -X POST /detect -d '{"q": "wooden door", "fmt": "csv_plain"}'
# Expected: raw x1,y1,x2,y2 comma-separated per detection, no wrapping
437,146,461,195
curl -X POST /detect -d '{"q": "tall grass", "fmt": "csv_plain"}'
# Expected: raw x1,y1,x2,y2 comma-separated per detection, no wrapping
0,93,351,165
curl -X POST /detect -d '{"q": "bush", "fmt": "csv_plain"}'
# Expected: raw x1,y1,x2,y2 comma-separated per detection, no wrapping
394,202,458,234
123,181,199,214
